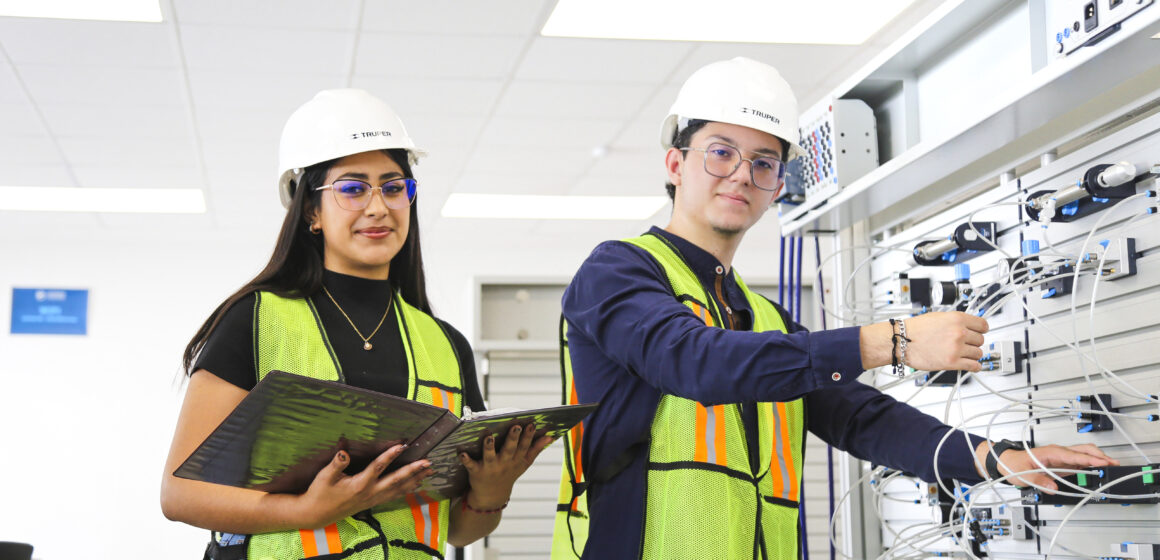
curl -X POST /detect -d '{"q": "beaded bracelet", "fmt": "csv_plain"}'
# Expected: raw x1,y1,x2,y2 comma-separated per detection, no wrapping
461,495,508,515
888,318,912,377
896,319,911,376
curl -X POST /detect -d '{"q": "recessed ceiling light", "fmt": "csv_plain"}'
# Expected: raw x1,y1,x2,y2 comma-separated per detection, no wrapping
542,0,918,45
0,0,162,22
441,193,668,220
0,187,205,213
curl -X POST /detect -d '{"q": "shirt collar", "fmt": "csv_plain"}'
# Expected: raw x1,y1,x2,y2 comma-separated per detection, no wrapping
646,226,736,287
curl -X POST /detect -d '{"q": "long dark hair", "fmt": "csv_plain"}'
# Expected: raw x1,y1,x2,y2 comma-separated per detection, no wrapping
181,148,430,375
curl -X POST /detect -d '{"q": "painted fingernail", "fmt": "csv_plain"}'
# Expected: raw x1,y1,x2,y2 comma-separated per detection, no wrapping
513,426,522,434
337,451,347,462
487,435,495,445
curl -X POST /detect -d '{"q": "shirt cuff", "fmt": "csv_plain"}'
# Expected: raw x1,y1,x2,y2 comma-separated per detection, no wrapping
807,326,864,386
935,431,987,483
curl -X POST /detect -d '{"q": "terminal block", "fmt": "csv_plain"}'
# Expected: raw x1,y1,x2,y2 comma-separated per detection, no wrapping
979,341,1023,375
1021,464,1160,505
1073,393,1118,432
1101,542,1160,560
1037,239,1137,299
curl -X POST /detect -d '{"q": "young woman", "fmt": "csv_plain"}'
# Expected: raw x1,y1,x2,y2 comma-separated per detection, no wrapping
162,89,551,559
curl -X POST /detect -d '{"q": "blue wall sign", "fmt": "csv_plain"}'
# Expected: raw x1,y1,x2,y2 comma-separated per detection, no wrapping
10,288,89,335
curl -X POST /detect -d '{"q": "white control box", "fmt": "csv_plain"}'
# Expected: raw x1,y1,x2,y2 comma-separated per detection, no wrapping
1048,0,1154,59
788,98,879,204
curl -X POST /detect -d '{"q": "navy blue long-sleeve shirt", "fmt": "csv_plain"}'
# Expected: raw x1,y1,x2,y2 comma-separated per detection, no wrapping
563,227,985,558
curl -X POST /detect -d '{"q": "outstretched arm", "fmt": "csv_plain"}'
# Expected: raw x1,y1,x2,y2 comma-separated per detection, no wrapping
973,441,1119,490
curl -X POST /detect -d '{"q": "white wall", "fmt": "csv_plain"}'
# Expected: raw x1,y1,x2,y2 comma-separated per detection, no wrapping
0,209,819,558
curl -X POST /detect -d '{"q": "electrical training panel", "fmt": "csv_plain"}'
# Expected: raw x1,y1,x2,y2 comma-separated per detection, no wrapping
806,1,1160,558
857,96,1160,560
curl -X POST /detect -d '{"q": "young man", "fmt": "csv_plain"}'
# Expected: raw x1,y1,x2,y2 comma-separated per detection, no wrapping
551,57,1117,559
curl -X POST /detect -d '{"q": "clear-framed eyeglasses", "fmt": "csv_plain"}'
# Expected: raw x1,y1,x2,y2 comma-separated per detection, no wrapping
680,142,785,192
316,178,418,211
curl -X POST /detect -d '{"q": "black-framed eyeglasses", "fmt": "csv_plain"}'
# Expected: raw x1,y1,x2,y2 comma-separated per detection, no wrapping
680,142,785,192
316,178,418,211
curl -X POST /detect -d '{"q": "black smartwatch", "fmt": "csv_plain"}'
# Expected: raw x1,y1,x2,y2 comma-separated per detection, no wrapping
984,439,1026,481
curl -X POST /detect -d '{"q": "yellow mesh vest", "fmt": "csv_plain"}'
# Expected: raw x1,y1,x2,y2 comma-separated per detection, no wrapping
551,234,805,560
246,291,464,560
551,318,589,559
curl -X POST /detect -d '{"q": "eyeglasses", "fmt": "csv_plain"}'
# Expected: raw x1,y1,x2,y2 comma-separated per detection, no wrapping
680,142,785,192
316,178,418,211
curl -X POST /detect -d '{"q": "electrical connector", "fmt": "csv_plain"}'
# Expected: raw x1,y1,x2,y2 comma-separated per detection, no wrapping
1073,393,1118,432
1097,237,1139,281
979,340,1023,375
1101,542,1160,560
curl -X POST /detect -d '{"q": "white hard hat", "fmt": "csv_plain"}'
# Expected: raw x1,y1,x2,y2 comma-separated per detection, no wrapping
277,88,426,208
661,57,805,162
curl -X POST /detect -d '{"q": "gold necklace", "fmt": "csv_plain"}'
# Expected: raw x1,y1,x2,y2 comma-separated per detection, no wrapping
322,285,394,351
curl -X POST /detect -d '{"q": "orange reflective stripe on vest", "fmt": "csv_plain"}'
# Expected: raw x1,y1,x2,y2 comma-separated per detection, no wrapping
694,403,728,467
769,402,799,502
688,301,713,326
568,379,585,510
430,387,457,411
298,523,341,557
407,491,441,550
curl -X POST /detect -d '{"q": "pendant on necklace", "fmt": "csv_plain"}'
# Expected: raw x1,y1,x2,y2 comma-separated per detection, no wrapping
363,342,373,351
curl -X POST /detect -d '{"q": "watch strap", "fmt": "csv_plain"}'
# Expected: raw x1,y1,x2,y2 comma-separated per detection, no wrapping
984,439,1026,481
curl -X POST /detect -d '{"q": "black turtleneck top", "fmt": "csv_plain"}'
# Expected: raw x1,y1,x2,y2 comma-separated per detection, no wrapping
194,270,485,412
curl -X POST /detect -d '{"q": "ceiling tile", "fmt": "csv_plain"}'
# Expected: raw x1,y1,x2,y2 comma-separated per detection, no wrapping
477,116,622,149
570,174,667,197
201,141,277,193
18,65,186,107
585,150,662,180
39,104,191,138
354,33,525,79
172,0,360,29
351,76,505,118
97,212,218,230
670,44,860,92
401,115,487,149
0,102,46,136
179,24,352,72
195,107,286,145
494,81,657,120
71,165,205,189
0,137,63,166
462,145,594,178
610,84,681,150
0,19,178,67
450,172,571,196
0,164,73,186
0,61,27,103
56,135,197,167
0,211,103,228
361,0,545,35
515,37,692,83
186,70,345,110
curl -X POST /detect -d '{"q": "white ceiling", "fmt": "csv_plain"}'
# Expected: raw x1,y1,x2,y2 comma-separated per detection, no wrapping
0,0,947,253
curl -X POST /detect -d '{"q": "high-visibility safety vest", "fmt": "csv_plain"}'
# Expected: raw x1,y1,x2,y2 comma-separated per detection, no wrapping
552,233,806,560
245,290,464,560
